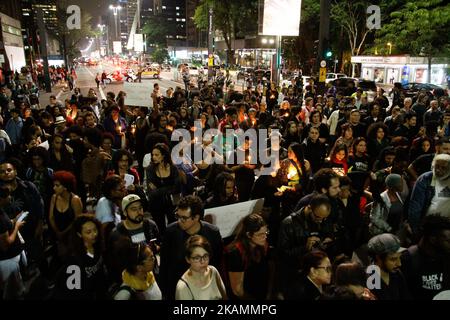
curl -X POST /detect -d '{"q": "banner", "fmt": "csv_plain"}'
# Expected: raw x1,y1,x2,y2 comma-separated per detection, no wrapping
134,34,144,52
124,82,151,107
113,41,122,54
262,0,301,36
204,199,265,238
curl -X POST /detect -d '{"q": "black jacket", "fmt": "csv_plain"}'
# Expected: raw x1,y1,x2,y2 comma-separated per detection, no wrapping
159,221,223,300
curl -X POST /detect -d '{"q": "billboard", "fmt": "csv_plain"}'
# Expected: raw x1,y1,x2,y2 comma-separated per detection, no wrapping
113,41,122,54
134,34,144,52
262,0,301,36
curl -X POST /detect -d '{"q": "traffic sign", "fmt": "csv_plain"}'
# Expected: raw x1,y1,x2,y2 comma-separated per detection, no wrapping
319,67,327,82
320,60,326,68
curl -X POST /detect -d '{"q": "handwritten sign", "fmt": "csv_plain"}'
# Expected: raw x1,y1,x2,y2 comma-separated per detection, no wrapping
204,199,265,238
124,174,135,188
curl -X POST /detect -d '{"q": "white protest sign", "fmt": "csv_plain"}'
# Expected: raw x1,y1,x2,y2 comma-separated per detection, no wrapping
124,174,135,188
204,199,265,238
124,82,152,107
38,140,49,150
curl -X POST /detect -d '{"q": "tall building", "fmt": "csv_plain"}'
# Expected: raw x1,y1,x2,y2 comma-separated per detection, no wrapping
20,0,61,65
186,0,206,48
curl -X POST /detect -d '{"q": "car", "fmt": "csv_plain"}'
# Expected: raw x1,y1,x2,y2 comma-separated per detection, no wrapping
122,69,137,82
141,67,160,79
188,66,199,76
401,82,448,98
104,71,124,83
325,73,347,84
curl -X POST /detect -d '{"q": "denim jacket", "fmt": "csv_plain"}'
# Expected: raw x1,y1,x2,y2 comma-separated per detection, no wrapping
407,172,435,234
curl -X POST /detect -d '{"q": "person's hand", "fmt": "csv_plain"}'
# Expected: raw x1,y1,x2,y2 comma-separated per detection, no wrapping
99,151,112,161
306,236,321,251
127,184,136,192
148,182,157,191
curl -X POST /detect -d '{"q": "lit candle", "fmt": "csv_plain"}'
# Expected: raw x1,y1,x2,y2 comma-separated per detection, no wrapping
287,165,298,180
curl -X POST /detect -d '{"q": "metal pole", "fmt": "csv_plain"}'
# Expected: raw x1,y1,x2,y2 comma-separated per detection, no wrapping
36,8,52,92
208,7,214,83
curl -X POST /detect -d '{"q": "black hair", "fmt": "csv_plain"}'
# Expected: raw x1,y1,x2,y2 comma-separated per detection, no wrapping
300,250,328,276
177,195,204,219
83,128,102,148
313,168,339,193
102,174,123,199
309,194,331,211
421,215,450,240
113,149,133,171
334,262,367,287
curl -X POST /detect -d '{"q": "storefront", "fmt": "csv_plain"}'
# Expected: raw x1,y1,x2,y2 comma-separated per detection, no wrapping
0,12,26,72
351,55,449,87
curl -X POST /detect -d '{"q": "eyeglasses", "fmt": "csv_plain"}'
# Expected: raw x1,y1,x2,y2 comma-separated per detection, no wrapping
175,214,192,222
190,254,210,262
316,266,332,273
254,230,270,238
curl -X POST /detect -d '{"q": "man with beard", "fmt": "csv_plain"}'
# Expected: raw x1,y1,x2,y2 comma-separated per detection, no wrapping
108,194,160,283
367,233,411,300
408,154,450,236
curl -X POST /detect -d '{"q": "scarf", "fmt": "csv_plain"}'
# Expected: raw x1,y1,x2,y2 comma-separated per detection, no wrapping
122,270,156,291
333,157,348,174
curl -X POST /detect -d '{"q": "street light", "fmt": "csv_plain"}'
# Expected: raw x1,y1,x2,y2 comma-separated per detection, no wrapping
109,5,122,40
387,42,392,55
98,24,109,56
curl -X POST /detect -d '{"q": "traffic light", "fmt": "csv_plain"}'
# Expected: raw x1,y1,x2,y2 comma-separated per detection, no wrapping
313,40,319,57
326,50,332,58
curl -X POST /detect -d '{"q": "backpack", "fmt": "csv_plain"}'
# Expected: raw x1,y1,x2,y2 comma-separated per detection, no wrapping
108,283,138,300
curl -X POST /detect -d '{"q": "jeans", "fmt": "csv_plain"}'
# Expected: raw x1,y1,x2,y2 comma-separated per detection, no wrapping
0,251,27,299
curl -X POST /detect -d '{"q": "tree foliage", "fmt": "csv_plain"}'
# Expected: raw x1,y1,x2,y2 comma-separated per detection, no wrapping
375,0,450,57
47,2,97,64
151,48,170,64
142,15,170,47
330,0,374,56
193,0,258,64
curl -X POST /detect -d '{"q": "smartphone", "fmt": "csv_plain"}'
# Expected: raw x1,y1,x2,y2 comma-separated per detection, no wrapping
17,211,29,223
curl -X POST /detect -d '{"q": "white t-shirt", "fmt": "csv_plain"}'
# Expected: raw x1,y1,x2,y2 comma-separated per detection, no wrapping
175,265,225,300
95,197,121,225
427,178,450,217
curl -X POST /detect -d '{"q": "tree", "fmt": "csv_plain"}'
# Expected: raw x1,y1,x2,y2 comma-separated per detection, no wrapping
47,2,97,67
330,0,374,58
374,0,450,82
151,48,170,64
194,0,258,65
142,15,170,47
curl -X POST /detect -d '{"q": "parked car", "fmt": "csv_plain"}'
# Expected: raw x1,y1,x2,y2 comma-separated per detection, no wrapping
402,82,448,99
325,73,347,84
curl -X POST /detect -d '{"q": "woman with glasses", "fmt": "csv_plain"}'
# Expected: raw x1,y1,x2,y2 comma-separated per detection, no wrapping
175,235,227,300
225,214,273,300
113,239,162,300
285,250,332,300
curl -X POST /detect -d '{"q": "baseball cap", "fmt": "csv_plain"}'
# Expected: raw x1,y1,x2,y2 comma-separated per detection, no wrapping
367,233,403,255
122,194,142,212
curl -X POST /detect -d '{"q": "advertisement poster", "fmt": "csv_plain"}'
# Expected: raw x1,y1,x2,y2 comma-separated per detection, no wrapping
401,66,410,85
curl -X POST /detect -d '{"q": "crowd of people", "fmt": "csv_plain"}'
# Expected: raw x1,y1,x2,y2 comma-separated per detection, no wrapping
0,64,450,301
